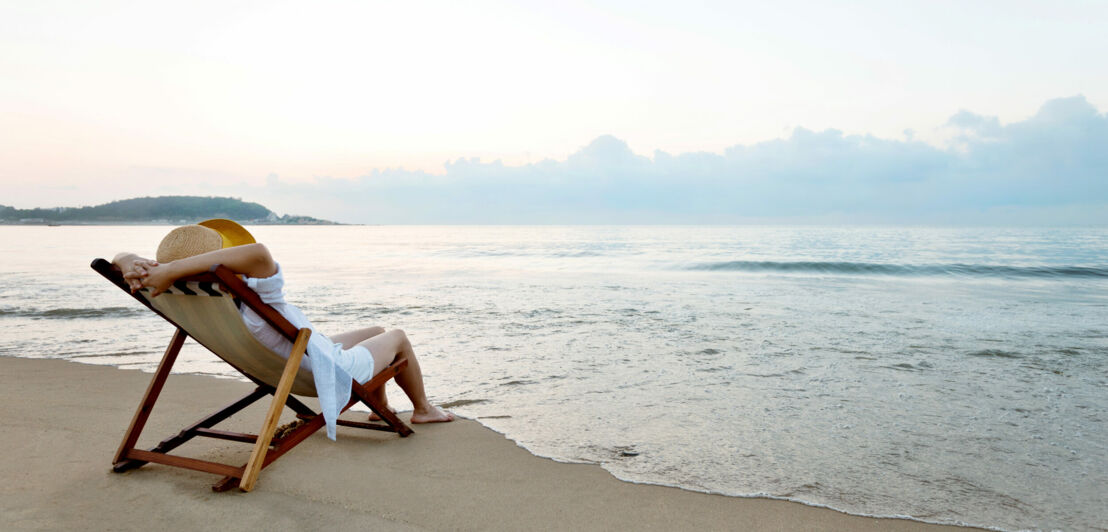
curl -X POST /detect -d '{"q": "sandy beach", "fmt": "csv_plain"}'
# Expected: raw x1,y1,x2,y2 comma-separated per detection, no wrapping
0,356,985,531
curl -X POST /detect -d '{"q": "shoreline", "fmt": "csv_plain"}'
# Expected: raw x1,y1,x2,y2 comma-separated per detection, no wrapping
0,356,981,531
464,412,994,531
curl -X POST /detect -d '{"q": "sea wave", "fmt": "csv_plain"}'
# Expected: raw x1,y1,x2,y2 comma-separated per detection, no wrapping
686,261,1108,278
0,307,144,319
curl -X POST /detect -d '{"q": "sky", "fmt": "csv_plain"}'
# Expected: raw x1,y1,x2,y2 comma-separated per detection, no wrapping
1,0,1106,224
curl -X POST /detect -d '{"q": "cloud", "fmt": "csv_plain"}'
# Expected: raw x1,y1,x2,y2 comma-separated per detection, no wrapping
218,95,1108,224
946,110,1003,139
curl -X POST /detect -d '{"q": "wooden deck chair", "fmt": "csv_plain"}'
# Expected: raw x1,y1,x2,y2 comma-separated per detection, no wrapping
91,258,413,492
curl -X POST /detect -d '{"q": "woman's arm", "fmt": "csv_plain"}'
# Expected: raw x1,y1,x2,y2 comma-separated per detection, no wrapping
132,243,278,297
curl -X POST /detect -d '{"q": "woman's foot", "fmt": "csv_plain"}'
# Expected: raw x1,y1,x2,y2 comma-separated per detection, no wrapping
410,405,455,424
368,406,397,422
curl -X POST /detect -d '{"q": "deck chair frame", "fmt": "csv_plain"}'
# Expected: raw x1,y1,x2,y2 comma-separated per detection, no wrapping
91,258,413,492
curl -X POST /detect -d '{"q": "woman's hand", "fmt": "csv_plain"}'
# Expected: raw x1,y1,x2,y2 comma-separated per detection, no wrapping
131,258,158,276
122,270,143,292
124,259,159,291
113,253,159,293
138,262,178,297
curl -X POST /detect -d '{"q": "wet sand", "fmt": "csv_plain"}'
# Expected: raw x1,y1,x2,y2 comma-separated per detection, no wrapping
0,356,979,531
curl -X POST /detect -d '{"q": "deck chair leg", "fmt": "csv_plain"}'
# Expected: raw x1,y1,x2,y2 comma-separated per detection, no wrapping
113,328,188,470
350,356,414,437
239,328,312,492
364,395,413,437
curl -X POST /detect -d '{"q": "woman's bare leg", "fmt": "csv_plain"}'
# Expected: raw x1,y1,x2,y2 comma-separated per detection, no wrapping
331,326,386,347
332,327,392,416
358,329,453,423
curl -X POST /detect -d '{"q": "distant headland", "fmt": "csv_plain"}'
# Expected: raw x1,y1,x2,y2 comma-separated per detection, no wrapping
0,196,340,225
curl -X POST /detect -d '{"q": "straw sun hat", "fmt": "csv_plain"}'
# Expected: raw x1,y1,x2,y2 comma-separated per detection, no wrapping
156,218,256,263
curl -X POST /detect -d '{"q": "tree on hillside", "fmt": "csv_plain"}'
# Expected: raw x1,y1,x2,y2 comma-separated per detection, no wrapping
0,196,274,222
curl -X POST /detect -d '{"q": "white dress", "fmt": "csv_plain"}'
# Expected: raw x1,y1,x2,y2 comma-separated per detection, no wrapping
238,264,374,440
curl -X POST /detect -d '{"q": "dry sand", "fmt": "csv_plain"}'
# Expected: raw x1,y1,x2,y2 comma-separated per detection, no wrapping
1,356,980,531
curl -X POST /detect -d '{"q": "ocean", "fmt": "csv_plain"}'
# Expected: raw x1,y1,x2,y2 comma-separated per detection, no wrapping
1,225,1105,531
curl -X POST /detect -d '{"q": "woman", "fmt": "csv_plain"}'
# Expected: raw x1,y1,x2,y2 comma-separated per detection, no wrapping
113,220,452,440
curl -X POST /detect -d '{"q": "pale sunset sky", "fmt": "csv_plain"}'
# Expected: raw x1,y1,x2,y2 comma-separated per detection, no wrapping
2,1,1106,223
